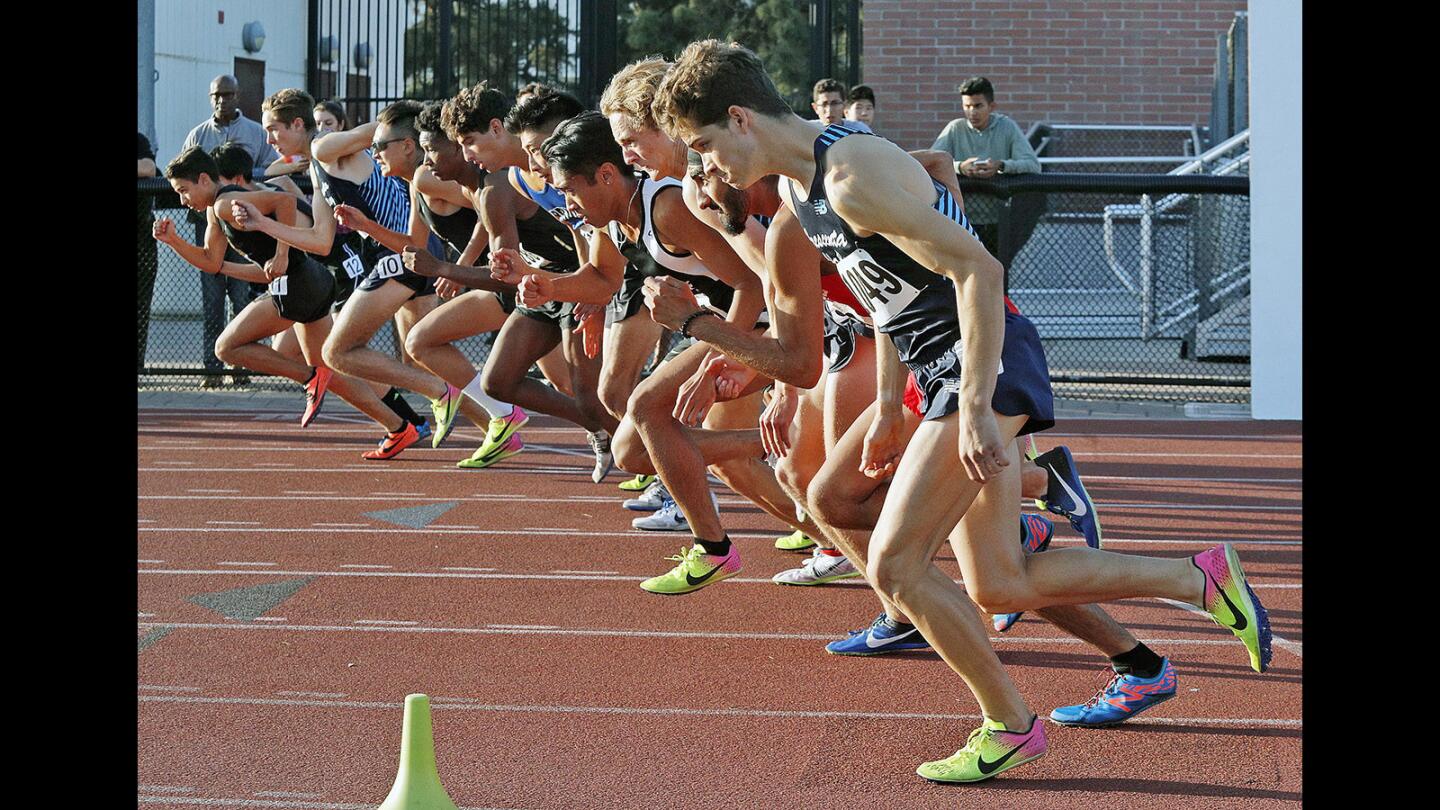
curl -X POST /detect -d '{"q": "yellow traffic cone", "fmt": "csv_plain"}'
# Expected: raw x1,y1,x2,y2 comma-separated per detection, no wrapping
378,694,459,810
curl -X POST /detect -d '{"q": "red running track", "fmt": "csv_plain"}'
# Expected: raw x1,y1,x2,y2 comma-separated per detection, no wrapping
138,407,1302,809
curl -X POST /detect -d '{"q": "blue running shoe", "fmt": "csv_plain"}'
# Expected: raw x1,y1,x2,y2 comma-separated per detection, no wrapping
413,421,433,443
826,613,931,656
1034,446,1103,548
993,514,1055,632
1050,658,1177,727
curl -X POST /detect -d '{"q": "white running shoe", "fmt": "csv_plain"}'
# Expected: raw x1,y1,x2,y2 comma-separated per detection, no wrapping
772,548,862,586
623,479,669,512
587,431,614,483
630,490,720,531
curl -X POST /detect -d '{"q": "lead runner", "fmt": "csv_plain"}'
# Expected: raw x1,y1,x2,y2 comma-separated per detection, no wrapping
652,39,1272,783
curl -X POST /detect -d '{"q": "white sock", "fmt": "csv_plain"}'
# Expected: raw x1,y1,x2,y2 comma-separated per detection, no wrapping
461,372,512,421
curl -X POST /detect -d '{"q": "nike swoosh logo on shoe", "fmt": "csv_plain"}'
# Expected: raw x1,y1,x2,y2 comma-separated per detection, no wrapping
866,627,918,649
976,741,1028,775
1208,573,1248,631
1046,465,1087,517
684,562,725,587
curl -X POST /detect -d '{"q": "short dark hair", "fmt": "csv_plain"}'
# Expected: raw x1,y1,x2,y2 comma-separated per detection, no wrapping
262,88,317,132
847,84,875,105
958,77,995,103
209,142,254,180
654,40,794,139
442,81,512,138
504,88,585,135
166,146,221,184
540,111,633,181
376,99,424,143
313,99,348,130
416,101,447,139
812,78,845,101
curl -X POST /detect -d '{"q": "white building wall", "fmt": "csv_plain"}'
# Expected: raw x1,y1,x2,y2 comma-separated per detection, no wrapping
152,1,307,167
1246,2,1302,420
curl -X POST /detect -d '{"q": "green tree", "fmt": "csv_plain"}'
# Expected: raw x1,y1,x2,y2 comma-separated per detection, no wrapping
403,0,578,100
616,0,812,111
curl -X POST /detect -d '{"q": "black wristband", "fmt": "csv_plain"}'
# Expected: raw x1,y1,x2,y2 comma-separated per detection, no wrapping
680,308,717,338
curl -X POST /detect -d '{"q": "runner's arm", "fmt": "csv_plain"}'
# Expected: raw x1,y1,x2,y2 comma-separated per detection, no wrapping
542,226,626,305
161,208,230,275
678,207,824,388
312,121,378,164
653,187,766,328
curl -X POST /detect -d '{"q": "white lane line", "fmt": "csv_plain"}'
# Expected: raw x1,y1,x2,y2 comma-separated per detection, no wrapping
138,520,157,524
138,527,1303,547
137,791,517,809
370,491,426,496
276,691,347,699
139,684,203,692
217,561,277,567
140,567,1298,589
488,624,560,630
135,620,1274,648
286,490,339,496
153,461,195,465
550,569,619,575
139,559,165,564
1158,598,1302,659
188,488,241,493
442,567,497,572
254,793,326,800
142,466,599,478
252,463,297,467
353,619,418,626
254,617,287,623
208,521,262,526
138,785,195,793
139,612,156,618
137,693,1302,729
337,564,392,569
312,523,369,528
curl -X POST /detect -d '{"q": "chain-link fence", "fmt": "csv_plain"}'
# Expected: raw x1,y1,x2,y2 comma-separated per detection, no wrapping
1029,123,1208,175
139,172,1250,403
960,172,1250,403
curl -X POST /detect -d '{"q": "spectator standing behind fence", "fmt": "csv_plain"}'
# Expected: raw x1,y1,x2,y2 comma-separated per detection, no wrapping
845,84,875,129
182,75,282,386
931,77,1042,262
811,78,848,126
139,132,159,372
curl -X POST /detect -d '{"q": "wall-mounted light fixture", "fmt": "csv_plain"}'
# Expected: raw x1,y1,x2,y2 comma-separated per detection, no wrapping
242,21,266,53
318,35,339,64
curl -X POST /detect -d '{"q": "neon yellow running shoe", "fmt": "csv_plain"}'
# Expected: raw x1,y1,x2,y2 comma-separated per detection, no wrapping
774,530,818,552
470,405,529,459
455,435,525,469
429,383,464,448
639,544,742,595
916,717,1047,783
618,473,656,492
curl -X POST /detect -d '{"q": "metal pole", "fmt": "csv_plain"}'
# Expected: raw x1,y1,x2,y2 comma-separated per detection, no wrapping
809,0,833,86
137,0,155,144
437,0,453,98
847,0,862,86
305,0,319,97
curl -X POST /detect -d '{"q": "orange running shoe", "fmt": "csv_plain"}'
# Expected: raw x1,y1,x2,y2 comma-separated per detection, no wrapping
300,367,332,428
361,422,420,460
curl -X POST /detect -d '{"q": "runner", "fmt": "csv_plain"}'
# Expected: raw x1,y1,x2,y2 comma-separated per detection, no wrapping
155,146,405,438
420,81,617,482
655,39,1271,782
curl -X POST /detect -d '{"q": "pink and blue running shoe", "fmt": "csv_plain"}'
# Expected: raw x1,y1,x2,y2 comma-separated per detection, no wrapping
826,613,931,656
1193,544,1273,673
1034,446,1103,548
1050,658,1178,727
992,514,1055,633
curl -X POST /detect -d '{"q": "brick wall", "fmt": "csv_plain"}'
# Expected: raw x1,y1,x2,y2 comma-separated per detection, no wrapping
861,0,1246,151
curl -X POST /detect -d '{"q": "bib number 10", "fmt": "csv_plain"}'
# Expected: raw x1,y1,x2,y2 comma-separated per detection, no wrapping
371,253,406,280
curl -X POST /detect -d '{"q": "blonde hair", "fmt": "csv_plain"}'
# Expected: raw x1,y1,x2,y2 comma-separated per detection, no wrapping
599,57,672,132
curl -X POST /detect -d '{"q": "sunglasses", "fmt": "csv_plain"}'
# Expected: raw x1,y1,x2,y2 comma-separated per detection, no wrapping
371,137,409,153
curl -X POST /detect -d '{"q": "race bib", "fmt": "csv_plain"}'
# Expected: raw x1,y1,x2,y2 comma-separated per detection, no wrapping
370,253,405,280
835,249,924,329
267,276,289,296
341,253,366,279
